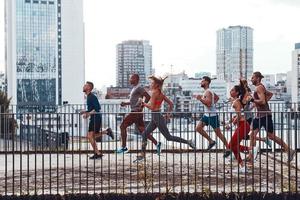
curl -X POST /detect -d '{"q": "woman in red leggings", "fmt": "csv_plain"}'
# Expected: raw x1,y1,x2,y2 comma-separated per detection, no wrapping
227,85,251,172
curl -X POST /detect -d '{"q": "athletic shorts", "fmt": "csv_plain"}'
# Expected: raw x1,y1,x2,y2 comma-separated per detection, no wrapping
201,115,220,129
120,112,145,129
88,116,102,133
252,115,274,133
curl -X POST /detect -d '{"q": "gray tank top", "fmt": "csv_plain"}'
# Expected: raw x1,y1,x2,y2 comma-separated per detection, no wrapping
204,89,217,117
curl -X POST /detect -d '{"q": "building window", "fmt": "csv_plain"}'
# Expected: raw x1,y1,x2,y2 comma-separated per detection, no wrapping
25,0,31,3
33,0,39,3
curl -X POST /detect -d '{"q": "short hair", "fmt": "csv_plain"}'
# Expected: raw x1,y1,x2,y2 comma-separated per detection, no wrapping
86,81,94,90
132,73,140,81
253,71,264,79
202,76,211,84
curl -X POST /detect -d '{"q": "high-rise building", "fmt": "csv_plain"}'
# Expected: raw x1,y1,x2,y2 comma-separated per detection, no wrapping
276,73,287,83
292,43,300,105
216,26,253,82
262,74,276,87
5,0,85,110
116,40,153,87
180,78,227,102
0,71,5,91
195,72,211,79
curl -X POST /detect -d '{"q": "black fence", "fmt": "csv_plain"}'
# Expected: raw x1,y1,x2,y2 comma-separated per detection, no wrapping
0,104,299,195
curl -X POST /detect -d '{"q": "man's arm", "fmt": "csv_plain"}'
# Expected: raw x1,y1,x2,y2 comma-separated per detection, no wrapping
265,90,273,101
214,93,219,104
142,91,151,103
120,101,130,106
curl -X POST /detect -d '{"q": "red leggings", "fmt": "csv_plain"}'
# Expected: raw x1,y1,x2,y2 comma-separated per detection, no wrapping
228,120,250,164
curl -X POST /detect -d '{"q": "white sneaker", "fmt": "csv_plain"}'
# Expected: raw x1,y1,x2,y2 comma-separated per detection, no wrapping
252,146,259,161
232,166,247,173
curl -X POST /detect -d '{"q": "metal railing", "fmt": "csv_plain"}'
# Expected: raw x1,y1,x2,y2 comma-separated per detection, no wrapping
0,105,299,195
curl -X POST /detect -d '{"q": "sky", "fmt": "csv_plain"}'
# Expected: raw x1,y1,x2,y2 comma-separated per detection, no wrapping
0,0,300,89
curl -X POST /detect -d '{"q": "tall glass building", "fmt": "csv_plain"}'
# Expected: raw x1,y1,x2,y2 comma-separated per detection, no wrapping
216,26,253,82
5,0,85,111
116,40,153,87
292,43,300,107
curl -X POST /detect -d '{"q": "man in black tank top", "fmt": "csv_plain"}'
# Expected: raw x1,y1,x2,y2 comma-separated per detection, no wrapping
81,81,114,159
248,72,295,163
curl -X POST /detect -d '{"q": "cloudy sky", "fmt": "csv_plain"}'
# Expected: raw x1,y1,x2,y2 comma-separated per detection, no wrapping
0,0,300,88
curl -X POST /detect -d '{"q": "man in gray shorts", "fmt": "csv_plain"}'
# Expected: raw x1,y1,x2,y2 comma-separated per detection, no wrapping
117,74,160,154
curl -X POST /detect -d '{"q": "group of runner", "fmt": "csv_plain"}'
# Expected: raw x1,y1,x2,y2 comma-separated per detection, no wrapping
81,71,296,172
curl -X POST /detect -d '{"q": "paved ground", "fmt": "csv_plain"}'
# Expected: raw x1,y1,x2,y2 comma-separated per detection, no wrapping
0,150,299,195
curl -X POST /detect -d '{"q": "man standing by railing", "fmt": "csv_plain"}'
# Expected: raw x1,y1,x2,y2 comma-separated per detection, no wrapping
248,71,295,162
117,74,160,154
196,76,231,157
81,81,114,159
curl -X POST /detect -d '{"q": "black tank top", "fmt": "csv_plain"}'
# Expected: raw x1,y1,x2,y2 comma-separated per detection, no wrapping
253,83,271,118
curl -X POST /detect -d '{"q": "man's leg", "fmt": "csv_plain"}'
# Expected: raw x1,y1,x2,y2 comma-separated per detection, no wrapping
87,131,101,155
247,128,260,162
267,132,289,151
214,128,229,149
211,115,229,150
196,121,214,144
120,114,134,148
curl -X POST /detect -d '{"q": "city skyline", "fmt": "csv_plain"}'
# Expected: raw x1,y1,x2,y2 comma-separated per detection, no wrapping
216,26,253,82
5,0,85,106
116,40,153,87
0,0,300,89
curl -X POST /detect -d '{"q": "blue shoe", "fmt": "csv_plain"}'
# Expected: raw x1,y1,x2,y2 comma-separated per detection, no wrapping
156,142,162,155
116,147,129,154
223,150,232,158
264,138,272,149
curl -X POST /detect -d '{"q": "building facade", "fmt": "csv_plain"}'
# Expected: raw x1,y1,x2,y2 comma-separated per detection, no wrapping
262,74,276,87
180,78,227,102
216,26,253,83
292,43,300,106
195,72,211,79
116,40,153,87
5,0,85,110
0,71,5,91
276,73,287,83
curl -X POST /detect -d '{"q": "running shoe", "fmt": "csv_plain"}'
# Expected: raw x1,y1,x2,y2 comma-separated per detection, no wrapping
116,147,129,154
106,128,114,140
207,141,216,150
188,139,196,149
89,153,103,160
288,149,296,163
223,150,232,158
252,146,259,161
264,138,272,149
232,166,247,173
133,155,145,163
156,142,162,155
